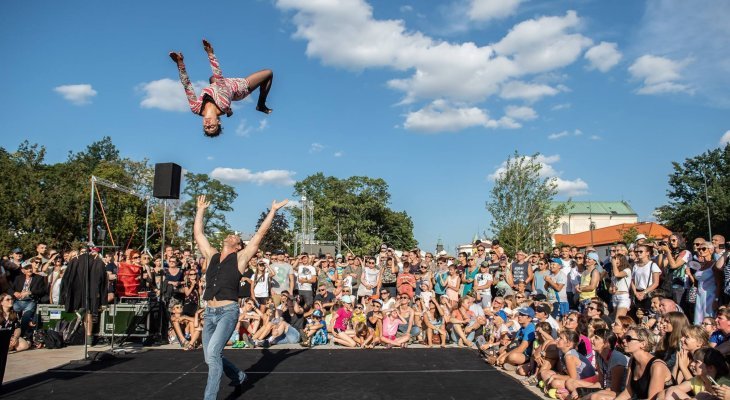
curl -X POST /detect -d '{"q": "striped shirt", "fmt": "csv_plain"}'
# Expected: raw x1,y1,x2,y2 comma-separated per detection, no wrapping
175,53,250,117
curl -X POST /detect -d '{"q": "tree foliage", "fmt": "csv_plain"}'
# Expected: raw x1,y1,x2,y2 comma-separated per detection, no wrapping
487,152,568,255
179,172,237,249
656,145,730,240
254,209,293,253
0,137,201,256
292,173,417,255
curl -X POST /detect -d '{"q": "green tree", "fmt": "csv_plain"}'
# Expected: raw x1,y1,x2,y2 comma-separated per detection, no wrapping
618,226,639,246
487,152,569,255
656,145,730,241
179,172,237,249
254,209,293,253
292,173,416,255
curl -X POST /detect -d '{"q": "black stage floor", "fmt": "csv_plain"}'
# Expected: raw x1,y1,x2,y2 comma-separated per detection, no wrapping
1,348,539,400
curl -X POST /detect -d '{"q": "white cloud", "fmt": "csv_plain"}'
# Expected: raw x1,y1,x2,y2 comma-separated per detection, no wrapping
720,130,730,146
206,156,214,161
235,118,268,137
633,0,730,107
548,128,583,140
276,2,597,128
488,153,588,196
210,167,296,186
584,42,622,72
504,105,536,120
310,143,324,153
138,78,206,112
404,100,520,133
590,135,601,140
468,0,523,21
54,84,97,105
400,5,413,13
334,151,344,157
554,177,589,196
548,130,569,140
500,80,560,102
551,103,571,111
628,55,693,95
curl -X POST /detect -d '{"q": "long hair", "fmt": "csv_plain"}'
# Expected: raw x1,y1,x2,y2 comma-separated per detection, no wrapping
657,311,689,355
0,294,18,326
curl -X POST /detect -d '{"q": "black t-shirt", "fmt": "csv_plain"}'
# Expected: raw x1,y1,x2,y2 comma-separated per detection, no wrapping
283,308,304,330
314,291,335,304
239,268,254,299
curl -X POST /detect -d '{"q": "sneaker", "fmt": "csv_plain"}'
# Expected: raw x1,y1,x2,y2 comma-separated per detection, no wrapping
231,341,243,349
261,339,270,349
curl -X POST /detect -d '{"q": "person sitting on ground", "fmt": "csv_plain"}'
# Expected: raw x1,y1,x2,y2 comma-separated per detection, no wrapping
380,304,410,348
366,300,384,347
170,302,201,350
495,307,536,369
661,346,730,400
0,294,29,352
565,329,628,400
539,329,597,399
331,295,357,347
519,321,558,382
301,309,328,347
614,326,672,400
265,310,301,346
423,296,447,348
674,324,710,385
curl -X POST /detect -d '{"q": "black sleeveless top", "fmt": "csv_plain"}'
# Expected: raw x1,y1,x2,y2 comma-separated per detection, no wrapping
630,356,666,399
203,252,242,302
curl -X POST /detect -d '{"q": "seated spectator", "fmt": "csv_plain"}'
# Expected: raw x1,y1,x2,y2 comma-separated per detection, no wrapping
702,316,723,347
534,302,560,338
662,346,729,400
10,260,46,335
0,294,29,352
331,295,356,347
380,304,410,348
614,326,672,400
656,311,690,381
611,315,635,351
301,309,328,347
495,307,536,369
266,311,301,346
565,329,628,400
395,293,419,342
674,324,710,384
314,286,336,310
423,297,447,348
519,321,558,381
169,302,201,350
539,329,597,398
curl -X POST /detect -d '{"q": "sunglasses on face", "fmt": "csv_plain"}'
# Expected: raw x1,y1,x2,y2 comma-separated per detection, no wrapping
623,335,639,343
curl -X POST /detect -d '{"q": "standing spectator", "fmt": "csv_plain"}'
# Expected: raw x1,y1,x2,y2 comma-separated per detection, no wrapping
269,250,294,306
511,251,533,291
560,246,578,308
693,242,721,324
631,244,662,315
532,258,550,296
9,259,46,335
396,267,416,299
577,252,601,312
433,258,449,300
474,262,494,308
164,256,185,303
545,259,569,319
611,254,633,318
461,256,479,297
2,248,24,287
379,255,398,297
657,233,691,305
103,252,117,303
295,253,316,307
356,257,380,301
22,242,48,268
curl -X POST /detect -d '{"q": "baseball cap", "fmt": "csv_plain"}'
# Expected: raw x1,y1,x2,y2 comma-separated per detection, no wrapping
480,261,490,268
273,249,285,255
517,307,535,319
341,295,354,304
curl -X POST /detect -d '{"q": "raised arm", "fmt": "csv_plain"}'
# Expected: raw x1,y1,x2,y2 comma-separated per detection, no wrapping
194,195,217,265
169,52,202,114
236,200,289,273
202,39,224,82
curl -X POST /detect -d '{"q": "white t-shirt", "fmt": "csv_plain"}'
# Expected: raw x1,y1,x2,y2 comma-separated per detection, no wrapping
632,261,661,291
612,268,632,292
297,265,316,292
546,271,568,303
270,262,293,294
475,272,493,293
253,271,271,298
560,259,578,292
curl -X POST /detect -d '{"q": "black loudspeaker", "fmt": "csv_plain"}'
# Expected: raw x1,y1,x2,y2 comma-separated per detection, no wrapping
153,163,182,199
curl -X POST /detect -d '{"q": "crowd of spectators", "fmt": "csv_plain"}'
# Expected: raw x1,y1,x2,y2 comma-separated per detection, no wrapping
6,232,730,400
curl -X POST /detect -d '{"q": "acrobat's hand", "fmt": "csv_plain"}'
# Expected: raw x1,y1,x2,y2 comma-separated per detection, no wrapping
169,52,184,64
202,39,214,54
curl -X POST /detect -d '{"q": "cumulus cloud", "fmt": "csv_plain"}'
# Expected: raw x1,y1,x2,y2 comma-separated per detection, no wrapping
138,78,206,111
584,42,622,72
468,0,523,21
54,84,97,105
275,1,598,130
210,167,296,186
334,151,344,157
500,80,560,102
488,154,588,196
720,130,730,146
404,100,520,133
504,105,537,120
628,55,693,95
551,103,571,111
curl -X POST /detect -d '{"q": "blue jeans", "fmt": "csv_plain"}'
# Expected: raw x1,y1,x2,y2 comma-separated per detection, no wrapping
272,325,301,344
13,299,36,334
552,302,569,319
202,302,245,400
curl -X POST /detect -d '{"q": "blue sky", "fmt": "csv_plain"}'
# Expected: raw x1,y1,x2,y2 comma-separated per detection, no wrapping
1,0,729,254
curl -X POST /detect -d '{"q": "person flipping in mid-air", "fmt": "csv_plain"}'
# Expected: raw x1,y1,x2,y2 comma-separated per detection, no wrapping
170,39,273,137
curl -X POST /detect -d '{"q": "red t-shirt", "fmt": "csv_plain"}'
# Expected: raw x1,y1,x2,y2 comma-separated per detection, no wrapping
397,273,416,298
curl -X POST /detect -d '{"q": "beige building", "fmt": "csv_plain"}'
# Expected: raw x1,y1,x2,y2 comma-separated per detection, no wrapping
552,201,638,235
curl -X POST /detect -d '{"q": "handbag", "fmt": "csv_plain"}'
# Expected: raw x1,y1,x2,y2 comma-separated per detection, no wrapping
687,285,698,304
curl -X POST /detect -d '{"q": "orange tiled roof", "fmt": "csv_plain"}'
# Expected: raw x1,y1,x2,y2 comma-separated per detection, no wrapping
553,222,672,248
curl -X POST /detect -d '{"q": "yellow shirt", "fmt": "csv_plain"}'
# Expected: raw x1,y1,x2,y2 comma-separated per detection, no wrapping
579,268,597,301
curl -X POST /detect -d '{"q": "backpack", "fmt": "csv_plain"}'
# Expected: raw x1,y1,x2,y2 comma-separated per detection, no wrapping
33,329,65,349
57,317,85,346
